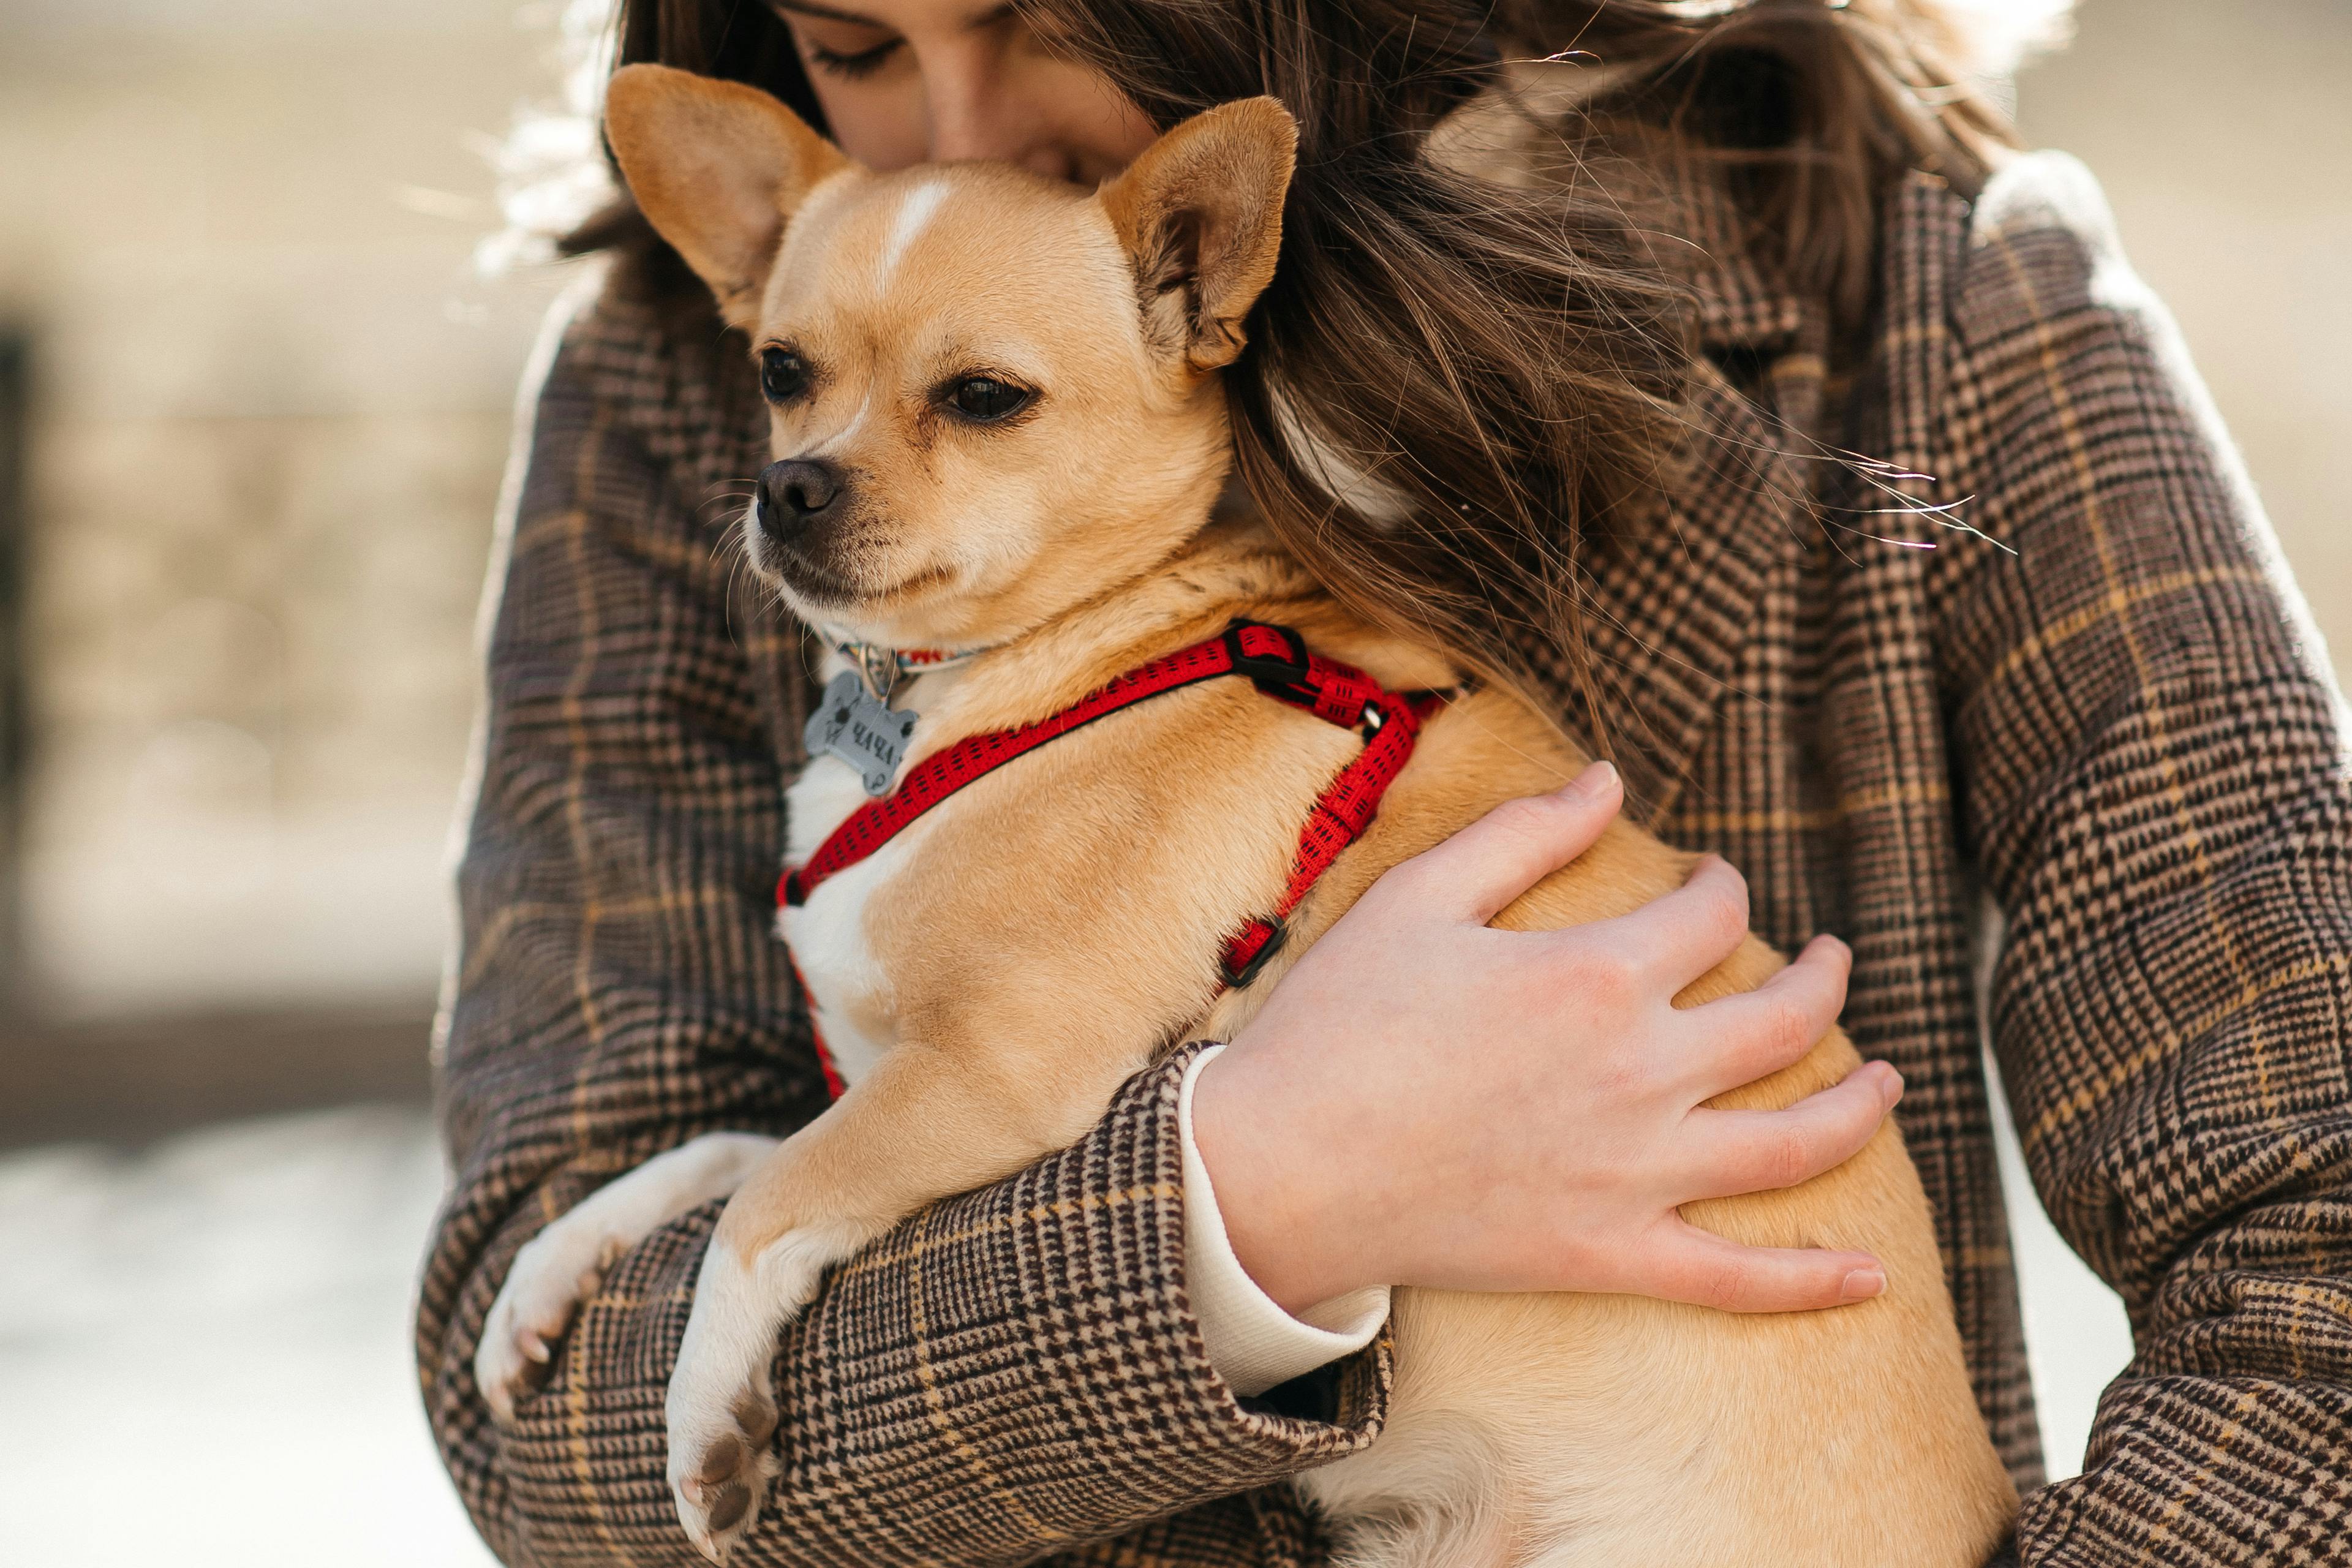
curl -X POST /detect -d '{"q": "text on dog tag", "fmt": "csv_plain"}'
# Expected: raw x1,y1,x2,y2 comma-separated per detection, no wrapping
804,671,919,796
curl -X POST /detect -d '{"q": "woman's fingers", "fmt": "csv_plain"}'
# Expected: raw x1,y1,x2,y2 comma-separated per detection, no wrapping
1639,1218,1888,1314
1386,762,1623,924
1682,935,1853,1097
1680,1060,1902,1200
1593,854,1751,993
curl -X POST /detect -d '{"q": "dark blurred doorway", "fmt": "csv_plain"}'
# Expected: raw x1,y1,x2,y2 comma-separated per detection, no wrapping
1,328,28,1018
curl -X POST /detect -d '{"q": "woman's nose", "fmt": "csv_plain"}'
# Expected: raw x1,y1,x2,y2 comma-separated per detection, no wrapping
922,48,1074,179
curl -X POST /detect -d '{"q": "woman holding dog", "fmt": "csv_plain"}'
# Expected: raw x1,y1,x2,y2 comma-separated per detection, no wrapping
418,2,2351,1564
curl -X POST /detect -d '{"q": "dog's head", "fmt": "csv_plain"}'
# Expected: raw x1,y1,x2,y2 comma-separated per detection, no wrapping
605,65,1297,652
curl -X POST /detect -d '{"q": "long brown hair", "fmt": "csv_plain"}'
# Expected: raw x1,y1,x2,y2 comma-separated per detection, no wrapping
568,0,2023,732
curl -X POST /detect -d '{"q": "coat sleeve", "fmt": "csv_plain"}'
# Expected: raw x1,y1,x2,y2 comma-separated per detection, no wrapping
412,280,1385,1568
1931,153,2352,1566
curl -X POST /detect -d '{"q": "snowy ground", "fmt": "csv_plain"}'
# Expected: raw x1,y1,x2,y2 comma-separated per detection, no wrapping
0,1087,2132,1568
0,1108,496,1568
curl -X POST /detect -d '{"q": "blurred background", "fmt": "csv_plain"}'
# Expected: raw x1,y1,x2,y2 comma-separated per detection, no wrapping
0,1,2342,1564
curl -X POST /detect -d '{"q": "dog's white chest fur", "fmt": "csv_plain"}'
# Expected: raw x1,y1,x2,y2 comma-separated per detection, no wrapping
777,666,955,1088
778,760,900,1088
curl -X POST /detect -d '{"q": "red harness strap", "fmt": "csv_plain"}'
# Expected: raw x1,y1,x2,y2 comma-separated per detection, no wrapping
778,620,1444,1094
1211,681,1441,987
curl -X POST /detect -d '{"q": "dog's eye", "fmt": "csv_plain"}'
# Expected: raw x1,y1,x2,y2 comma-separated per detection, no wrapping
760,347,810,404
946,376,1033,423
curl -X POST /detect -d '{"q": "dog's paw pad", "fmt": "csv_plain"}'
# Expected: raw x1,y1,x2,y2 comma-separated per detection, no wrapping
671,1389,781,1561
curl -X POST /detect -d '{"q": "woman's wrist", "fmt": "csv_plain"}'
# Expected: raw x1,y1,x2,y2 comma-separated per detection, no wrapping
1188,1036,1375,1316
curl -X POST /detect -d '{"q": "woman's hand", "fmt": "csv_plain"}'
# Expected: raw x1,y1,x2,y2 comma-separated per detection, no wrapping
1190,761,1901,1317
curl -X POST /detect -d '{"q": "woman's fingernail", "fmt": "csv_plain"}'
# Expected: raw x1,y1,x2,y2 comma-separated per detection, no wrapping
1565,760,1618,801
1840,1267,1886,1303
1880,1065,1905,1106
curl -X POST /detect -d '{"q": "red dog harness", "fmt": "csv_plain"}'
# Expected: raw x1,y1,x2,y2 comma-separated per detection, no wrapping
777,621,1446,1098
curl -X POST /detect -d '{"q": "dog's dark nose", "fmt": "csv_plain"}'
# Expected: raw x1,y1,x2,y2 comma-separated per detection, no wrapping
756,458,846,542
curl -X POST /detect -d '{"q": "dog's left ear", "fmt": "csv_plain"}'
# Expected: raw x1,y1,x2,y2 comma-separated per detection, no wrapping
1099,97,1297,373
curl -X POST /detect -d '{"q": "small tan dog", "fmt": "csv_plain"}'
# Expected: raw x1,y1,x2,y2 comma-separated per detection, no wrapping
477,64,2016,1567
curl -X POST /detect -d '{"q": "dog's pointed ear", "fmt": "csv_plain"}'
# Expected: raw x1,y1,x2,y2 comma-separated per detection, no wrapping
604,64,854,328
1098,97,1297,373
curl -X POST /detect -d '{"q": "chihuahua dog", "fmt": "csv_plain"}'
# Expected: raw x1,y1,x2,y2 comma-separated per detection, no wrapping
477,64,2016,1567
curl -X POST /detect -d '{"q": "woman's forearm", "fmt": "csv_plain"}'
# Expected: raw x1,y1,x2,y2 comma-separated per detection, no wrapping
443,1052,1386,1564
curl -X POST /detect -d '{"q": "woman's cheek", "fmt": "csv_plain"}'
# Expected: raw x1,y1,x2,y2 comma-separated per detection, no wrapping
1035,62,1156,176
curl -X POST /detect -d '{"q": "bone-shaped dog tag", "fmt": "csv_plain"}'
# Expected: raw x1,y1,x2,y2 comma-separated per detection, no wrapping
804,670,919,797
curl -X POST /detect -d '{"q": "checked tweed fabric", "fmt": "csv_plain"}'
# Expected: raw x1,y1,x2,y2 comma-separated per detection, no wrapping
417,148,2352,1567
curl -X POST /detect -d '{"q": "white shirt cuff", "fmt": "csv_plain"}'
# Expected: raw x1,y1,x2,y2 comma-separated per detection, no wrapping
1177,1042,1391,1398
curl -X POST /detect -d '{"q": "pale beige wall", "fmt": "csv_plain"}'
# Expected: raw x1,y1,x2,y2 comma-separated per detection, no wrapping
1,7,560,1015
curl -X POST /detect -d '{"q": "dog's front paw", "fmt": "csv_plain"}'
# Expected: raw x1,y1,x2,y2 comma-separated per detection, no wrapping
476,1225,628,1425
669,1380,783,1562
666,1223,859,1559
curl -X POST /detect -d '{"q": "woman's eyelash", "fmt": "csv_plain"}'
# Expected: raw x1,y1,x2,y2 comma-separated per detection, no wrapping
806,39,900,80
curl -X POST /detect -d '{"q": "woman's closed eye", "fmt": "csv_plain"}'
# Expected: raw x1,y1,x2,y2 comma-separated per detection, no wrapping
805,35,901,80
768,2,905,81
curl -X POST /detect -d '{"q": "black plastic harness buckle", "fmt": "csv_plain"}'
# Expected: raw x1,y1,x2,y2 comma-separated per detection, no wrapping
1221,620,1313,695
1219,914,1290,990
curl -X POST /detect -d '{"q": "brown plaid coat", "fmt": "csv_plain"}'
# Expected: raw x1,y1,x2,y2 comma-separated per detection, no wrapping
417,148,2352,1566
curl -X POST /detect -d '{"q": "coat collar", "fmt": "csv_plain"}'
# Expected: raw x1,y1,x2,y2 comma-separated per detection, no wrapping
1423,96,1819,813
1569,363,1800,823
1570,173,1970,822
1670,165,1811,355
1561,162,1819,821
